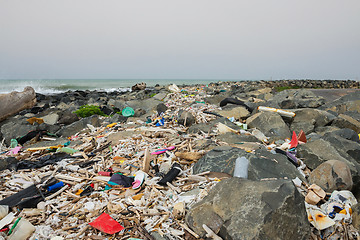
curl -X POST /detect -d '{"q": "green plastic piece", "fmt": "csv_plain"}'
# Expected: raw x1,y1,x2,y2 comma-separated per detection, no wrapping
10,139,18,148
122,107,135,117
8,217,21,235
56,147,78,154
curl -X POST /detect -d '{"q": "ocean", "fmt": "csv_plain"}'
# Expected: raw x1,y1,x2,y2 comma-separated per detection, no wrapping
0,79,231,94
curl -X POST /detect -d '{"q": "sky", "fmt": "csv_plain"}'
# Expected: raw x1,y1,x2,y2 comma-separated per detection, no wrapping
0,0,359,80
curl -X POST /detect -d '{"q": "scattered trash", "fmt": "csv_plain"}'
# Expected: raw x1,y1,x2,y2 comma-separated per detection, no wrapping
122,107,135,117
0,83,358,239
233,156,249,178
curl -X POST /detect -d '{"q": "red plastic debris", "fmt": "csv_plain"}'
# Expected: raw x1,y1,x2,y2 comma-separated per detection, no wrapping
89,213,124,234
298,130,307,144
289,131,299,149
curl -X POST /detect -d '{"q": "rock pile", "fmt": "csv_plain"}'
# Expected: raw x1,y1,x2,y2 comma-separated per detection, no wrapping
0,80,359,239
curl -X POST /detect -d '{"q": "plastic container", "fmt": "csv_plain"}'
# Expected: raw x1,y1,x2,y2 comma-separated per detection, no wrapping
10,139,18,148
47,181,64,192
233,156,249,178
122,107,135,117
8,218,35,240
0,205,8,219
257,106,295,118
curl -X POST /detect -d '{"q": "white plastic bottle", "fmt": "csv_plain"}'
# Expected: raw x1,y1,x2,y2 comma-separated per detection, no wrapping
233,156,249,178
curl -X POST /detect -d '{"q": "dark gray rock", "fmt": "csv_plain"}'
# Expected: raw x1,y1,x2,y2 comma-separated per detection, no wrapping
56,115,102,137
106,113,127,124
193,146,304,181
321,131,360,197
177,110,195,127
188,117,241,134
186,178,310,240
331,114,360,133
325,128,360,143
215,105,250,120
58,111,79,125
156,103,168,115
107,99,126,110
1,119,37,145
297,138,358,173
100,106,113,115
246,111,291,140
290,108,336,134
0,157,18,171
133,108,146,117
321,91,360,114
23,137,71,150
266,89,326,109
322,132,360,164
126,98,162,113
216,132,261,144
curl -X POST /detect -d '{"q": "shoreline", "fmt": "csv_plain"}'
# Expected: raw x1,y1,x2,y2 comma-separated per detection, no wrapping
1,79,359,95
0,79,359,239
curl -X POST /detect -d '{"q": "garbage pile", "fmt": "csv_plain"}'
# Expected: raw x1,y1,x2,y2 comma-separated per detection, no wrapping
0,82,359,239
0,85,227,239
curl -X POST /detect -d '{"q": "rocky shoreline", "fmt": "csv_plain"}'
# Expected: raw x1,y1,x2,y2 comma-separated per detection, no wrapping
0,79,359,239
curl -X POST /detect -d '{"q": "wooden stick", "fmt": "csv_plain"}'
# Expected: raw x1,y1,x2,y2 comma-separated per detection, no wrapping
203,224,222,240
178,222,200,239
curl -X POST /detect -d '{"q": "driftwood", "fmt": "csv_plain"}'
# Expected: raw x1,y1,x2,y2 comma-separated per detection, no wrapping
0,86,36,122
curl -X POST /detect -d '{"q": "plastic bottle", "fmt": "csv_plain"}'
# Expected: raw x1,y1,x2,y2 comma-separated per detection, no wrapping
8,218,35,240
10,139,18,148
0,205,9,219
233,156,249,178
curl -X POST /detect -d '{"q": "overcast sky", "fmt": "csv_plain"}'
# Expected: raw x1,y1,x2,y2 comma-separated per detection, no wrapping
0,0,359,80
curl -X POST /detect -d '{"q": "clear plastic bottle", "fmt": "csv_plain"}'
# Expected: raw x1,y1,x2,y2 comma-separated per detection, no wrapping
233,156,249,178
8,218,35,240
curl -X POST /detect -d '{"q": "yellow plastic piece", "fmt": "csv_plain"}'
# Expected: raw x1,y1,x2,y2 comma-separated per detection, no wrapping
106,122,117,128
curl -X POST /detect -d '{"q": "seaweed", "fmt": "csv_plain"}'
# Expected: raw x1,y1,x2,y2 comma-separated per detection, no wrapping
74,105,106,118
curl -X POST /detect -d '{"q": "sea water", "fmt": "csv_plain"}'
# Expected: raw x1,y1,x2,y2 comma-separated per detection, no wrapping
0,79,230,94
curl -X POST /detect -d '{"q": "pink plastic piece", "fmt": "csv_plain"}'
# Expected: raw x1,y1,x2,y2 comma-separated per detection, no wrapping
151,146,175,155
7,146,22,155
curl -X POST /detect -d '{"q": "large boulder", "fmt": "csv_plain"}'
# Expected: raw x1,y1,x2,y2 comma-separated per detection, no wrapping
192,146,304,181
42,113,59,125
55,115,101,137
246,111,291,140
324,128,360,143
188,117,242,134
321,91,360,114
290,108,336,134
322,131,360,164
0,87,36,122
1,118,37,145
125,98,162,113
265,89,325,109
215,105,250,120
331,114,360,133
177,110,195,127
297,138,358,172
185,178,310,239
309,160,353,192
57,110,79,125
131,82,146,91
